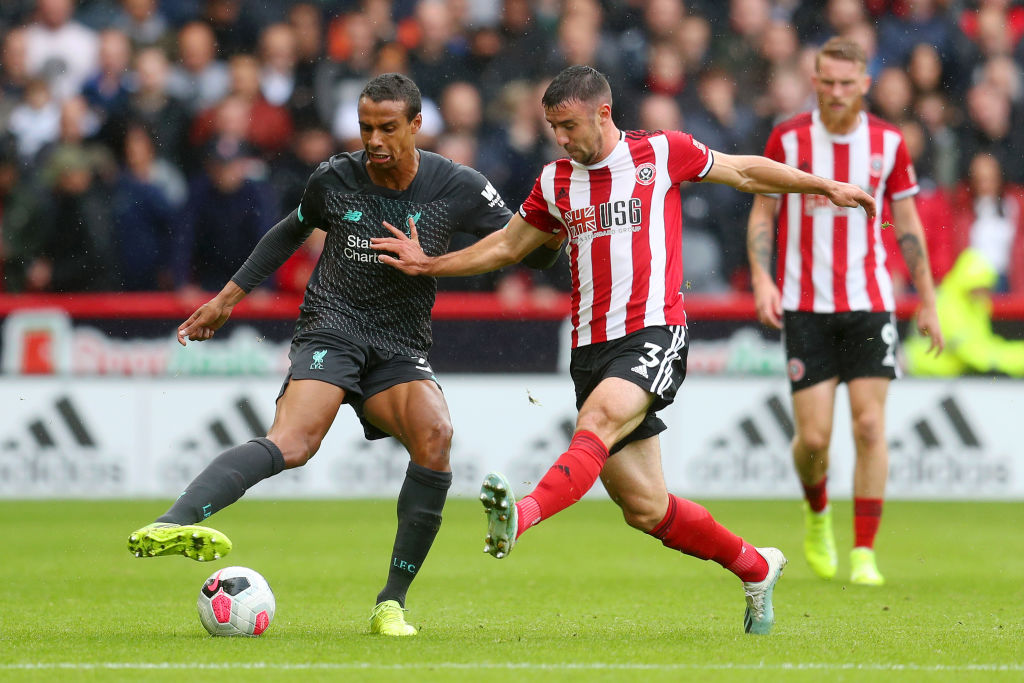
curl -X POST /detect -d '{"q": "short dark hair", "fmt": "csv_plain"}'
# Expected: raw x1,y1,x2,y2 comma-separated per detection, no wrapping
541,65,613,110
360,73,422,120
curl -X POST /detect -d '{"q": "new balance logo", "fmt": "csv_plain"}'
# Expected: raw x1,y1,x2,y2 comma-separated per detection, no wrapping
343,210,363,222
310,349,327,370
631,364,649,378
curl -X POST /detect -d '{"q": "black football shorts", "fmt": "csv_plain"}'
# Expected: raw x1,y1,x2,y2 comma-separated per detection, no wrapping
279,329,440,440
569,324,689,454
782,311,900,392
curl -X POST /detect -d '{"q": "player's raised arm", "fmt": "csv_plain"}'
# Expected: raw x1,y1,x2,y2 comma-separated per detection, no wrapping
704,152,876,222
371,213,555,277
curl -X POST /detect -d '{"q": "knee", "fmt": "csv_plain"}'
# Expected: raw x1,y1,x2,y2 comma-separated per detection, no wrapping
853,410,885,447
795,429,831,455
408,417,453,470
576,409,616,443
615,491,667,532
266,429,322,468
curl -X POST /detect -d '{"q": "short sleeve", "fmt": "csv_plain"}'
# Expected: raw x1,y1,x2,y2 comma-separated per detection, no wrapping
763,126,785,162
296,162,329,229
518,170,564,235
665,130,714,184
886,137,920,201
453,165,514,237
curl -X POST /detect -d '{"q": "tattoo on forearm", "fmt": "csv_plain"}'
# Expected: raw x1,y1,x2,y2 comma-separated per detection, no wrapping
898,233,925,276
748,221,774,272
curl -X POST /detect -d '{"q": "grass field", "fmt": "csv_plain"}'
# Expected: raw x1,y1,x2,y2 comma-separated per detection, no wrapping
1,498,1021,682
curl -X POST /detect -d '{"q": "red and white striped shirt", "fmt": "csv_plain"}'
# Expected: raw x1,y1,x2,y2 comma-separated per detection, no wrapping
765,110,919,313
519,130,713,348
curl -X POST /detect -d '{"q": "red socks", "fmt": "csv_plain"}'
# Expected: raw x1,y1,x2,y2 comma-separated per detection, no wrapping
802,475,829,513
648,495,768,583
854,498,883,548
515,430,609,537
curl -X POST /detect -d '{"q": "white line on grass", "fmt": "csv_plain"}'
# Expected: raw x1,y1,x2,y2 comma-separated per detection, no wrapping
3,663,1023,672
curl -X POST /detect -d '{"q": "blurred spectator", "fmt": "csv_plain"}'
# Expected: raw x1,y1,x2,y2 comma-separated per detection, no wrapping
24,0,100,101
27,146,117,291
438,80,484,137
958,81,1024,184
407,0,470,101
39,96,112,181
907,42,944,96
0,134,48,291
202,0,261,59
166,20,230,114
913,91,960,189
315,11,378,129
683,68,757,287
259,22,317,126
111,122,184,290
905,248,1024,377
287,2,325,124
112,0,174,51
876,0,957,72
190,54,294,159
6,78,60,165
752,66,813,149
103,47,191,167
173,137,277,291
269,122,332,212
714,0,773,107
870,67,914,125
81,28,133,122
949,152,1024,293
0,27,32,128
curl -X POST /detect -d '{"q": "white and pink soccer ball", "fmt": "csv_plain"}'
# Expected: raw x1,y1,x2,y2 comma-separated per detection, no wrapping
196,566,276,636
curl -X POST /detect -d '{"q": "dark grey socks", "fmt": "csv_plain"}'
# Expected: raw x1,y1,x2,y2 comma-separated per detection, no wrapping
157,437,286,524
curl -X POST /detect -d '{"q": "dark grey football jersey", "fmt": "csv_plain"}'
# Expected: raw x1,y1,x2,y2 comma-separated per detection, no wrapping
294,150,512,355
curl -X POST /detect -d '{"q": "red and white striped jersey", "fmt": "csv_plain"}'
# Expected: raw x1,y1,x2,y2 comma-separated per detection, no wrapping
765,110,919,313
519,130,713,348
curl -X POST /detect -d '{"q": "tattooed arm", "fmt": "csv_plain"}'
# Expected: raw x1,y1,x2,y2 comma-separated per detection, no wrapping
746,194,783,330
891,197,945,355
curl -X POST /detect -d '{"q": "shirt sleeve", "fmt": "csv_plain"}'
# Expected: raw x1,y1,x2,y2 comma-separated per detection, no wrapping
665,130,714,184
886,136,920,201
517,168,564,235
454,165,514,237
296,162,329,229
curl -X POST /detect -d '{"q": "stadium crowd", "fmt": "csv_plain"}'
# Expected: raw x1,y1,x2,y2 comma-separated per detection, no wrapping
0,0,1022,298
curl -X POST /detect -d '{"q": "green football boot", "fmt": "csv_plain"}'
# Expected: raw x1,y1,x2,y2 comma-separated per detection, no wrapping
127,522,232,562
850,547,885,586
803,503,838,579
743,547,787,635
480,472,517,559
369,600,418,636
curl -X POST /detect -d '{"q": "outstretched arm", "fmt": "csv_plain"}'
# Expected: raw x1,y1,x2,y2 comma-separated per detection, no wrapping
746,194,783,330
371,213,556,277
705,152,876,221
178,209,313,346
891,196,944,356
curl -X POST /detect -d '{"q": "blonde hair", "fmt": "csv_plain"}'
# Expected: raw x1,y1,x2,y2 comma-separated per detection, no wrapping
816,37,867,71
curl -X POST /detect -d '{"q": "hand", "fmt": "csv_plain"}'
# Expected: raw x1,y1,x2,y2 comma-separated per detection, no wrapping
915,303,945,357
177,298,233,346
752,276,783,330
826,181,876,223
370,217,430,275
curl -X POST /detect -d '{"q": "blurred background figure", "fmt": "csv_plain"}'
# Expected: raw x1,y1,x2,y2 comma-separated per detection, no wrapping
167,20,230,114
24,0,99,102
950,152,1024,293
905,248,1024,377
172,137,277,292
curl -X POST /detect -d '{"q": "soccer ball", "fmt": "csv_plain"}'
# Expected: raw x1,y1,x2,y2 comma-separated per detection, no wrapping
196,566,276,636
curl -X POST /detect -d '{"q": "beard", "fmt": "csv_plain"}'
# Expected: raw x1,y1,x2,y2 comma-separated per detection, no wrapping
819,99,863,133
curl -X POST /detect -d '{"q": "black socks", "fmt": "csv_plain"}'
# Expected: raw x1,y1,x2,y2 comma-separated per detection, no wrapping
157,438,285,524
376,461,453,607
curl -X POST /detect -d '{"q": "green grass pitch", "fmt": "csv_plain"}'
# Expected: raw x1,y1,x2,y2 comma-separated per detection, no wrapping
1,499,1021,682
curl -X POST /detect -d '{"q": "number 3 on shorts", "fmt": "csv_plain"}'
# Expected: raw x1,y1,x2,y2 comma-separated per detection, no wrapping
638,342,663,368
